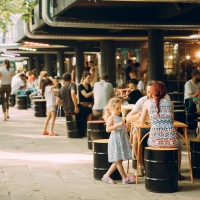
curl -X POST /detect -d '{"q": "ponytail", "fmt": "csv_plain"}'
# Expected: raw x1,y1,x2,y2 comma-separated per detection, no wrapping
4,59,10,71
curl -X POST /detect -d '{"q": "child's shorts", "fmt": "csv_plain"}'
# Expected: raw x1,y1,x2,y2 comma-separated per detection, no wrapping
47,105,56,112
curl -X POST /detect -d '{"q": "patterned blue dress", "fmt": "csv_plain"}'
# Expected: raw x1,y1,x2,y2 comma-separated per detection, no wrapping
108,115,132,163
148,99,180,147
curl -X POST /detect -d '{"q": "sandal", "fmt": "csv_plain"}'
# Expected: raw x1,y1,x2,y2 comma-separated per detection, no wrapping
122,176,136,184
101,176,115,184
42,131,49,135
49,132,58,136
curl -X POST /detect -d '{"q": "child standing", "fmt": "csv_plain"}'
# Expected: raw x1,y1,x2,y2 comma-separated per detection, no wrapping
41,78,58,136
102,98,135,184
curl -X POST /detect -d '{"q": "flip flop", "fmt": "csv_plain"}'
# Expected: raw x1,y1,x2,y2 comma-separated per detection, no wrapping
42,131,49,135
101,176,115,184
49,132,58,136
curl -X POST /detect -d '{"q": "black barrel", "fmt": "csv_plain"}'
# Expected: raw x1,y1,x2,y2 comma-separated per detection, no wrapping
16,95,28,109
66,114,84,138
87,121,108,150
190,139,200,178
144,147,178,193
33,99,46,117
93,139,121,180
9,94,15,107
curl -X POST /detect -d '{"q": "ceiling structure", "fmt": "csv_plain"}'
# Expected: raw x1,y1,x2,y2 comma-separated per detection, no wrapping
5,0,200,57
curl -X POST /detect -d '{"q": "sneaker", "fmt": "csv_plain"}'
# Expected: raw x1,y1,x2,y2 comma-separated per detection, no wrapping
122,176,135,184
135,166,144,177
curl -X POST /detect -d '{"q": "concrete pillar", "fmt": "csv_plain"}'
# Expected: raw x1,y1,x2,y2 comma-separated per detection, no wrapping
28,56,34,71
57,51,65,78
148,30,164,81
100,41,116,87
44,54,52,76
75,45,84,84
35,55,41,78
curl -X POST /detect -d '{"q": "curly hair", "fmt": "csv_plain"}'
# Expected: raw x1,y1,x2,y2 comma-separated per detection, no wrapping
150,81,167,116
103,98,122,122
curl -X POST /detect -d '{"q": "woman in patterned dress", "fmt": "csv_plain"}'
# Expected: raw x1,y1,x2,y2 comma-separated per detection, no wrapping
102,98,135,184
139,81,184,179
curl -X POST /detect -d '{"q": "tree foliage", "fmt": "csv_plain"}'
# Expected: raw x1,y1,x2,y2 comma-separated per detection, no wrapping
0,0,38,32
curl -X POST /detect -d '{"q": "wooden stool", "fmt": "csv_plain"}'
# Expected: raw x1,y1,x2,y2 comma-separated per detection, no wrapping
66,114,84,138
33,99,46,117
93,139,121,180
144,147,178,193
16,95,28,110
87,121,107,150
9,94,15,107
190,139,200,178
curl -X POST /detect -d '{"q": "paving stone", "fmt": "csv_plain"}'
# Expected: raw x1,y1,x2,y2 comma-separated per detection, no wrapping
0,108,199,199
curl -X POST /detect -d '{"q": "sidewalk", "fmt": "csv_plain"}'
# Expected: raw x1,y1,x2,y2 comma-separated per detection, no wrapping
0,107,199,200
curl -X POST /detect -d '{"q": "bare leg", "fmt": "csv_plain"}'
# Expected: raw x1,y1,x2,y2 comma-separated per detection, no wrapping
43,112,51,132
49,111,56,134
104,163,117,178
115,160,127,180
3,112,7,121
87,113,93,121
6,109,9,118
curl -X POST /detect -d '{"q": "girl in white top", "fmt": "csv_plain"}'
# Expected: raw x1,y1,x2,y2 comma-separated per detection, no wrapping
41,78,58,136
0,60,14,120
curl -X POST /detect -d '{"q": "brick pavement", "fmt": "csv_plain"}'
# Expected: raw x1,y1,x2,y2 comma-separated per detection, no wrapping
0,107,199,200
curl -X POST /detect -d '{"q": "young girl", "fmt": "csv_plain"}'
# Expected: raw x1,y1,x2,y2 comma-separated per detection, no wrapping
41,78,58,136
102,98,135,184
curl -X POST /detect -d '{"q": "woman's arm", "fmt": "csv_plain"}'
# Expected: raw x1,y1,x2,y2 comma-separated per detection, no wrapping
139,101,149,125
106,116,124,132
80,89,93,98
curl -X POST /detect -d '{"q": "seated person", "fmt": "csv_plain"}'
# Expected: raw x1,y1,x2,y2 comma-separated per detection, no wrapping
126,80,171,177
140,81,184,180
123,79,143,104
11,74,27,95
53,76,62,89
129,69,145,94
184,70,200,113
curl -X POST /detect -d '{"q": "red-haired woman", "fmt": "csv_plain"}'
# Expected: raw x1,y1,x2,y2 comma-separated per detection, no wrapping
139,81,184,180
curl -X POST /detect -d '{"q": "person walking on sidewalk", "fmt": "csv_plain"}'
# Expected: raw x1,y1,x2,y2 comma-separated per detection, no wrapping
102,98,135,184
0,59,14,121
41,78,58,136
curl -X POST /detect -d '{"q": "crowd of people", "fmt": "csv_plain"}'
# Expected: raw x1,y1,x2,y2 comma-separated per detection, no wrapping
1,58,197,185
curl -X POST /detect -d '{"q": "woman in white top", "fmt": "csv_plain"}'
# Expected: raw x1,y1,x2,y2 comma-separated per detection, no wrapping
41,78,58,136
0,60,14,120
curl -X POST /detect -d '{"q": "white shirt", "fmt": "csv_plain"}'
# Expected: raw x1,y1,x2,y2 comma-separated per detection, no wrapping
93,80,114,110
184,79,200,100
11,77,25,94
12,74,20,84
45,86,55,107
0,67,14,85
132,94,171,113
137,80,145,91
